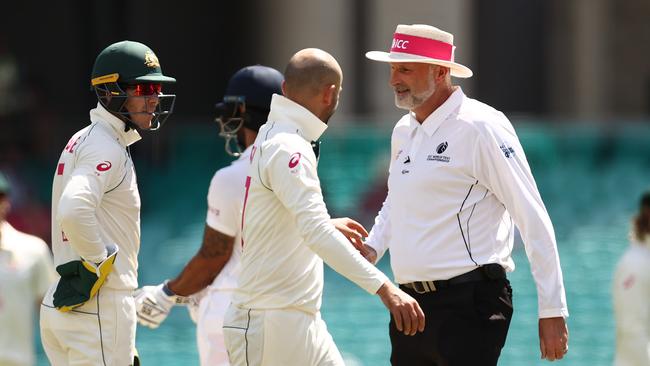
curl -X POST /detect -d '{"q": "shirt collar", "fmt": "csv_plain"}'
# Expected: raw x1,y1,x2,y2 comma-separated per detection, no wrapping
237,144,254,161
0,222,5,250
89,102,142,147
267,94,328,142
408,87,465,137
0,221,14,250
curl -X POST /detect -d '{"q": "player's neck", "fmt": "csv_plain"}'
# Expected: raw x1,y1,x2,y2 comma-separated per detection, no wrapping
243,129,258,148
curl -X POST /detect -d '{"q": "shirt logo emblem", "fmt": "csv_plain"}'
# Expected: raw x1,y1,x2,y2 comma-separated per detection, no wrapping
288,152,302,169
436,141,448,154
208,206,220,217
428,142,450,163
96,161,112,172
500,143,515,158
623,275,636,290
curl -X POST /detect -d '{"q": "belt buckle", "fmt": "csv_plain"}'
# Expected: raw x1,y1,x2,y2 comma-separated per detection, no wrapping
413,281,436,294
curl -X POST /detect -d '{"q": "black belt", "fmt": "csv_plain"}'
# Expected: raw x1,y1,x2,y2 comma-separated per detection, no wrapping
402,264,506,294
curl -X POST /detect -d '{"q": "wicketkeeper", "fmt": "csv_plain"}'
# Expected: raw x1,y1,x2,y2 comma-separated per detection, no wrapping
40,40,176,366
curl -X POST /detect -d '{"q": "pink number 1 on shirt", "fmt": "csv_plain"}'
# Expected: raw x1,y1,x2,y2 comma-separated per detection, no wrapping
241,175,252,248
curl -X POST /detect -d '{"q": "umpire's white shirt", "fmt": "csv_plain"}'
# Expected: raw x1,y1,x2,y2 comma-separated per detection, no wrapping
232,94,387,314
366,88,568,319
48,102,141,293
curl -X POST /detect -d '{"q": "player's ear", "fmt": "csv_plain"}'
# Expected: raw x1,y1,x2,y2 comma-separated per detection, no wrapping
281,81,288,97
322,84,336,106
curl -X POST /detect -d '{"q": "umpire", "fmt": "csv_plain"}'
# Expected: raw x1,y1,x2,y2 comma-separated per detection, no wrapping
363,24,569,365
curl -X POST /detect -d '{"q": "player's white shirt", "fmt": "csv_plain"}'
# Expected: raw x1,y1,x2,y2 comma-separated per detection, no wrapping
366,87,568,318
232,94,387,315
613,239,650,366
0,222,55,365
47,102,142,294
204,146,252,291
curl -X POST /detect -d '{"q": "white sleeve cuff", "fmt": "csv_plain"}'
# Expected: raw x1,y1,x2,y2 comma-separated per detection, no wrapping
206,217,237,237
539,308,569,319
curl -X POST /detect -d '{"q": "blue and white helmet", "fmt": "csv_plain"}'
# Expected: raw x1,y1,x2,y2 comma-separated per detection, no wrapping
215,65,283,156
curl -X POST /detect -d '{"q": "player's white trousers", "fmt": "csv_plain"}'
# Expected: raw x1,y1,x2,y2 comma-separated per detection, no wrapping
196,290,233,366
40,285,136,366
223,306,344,366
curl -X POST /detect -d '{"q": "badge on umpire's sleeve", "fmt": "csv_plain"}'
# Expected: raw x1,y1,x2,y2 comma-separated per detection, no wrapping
499,143,515,158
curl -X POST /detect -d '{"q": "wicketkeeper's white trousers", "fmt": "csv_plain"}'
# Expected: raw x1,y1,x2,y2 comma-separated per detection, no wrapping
40,284,137,366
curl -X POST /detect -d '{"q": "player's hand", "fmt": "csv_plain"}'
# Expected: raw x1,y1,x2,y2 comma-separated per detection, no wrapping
362,244,378,264
134,282,189,329
331,217,368,253
539,317,569,361
376,281,425,336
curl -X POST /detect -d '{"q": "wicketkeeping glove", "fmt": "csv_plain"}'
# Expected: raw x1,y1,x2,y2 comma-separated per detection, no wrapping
53,245,119,312
134,281,191,329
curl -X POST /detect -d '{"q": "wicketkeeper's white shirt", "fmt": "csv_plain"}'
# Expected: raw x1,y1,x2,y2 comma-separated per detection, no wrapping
232,94,388,314
48,103,142,293
0,222,56,366
366,88,568,319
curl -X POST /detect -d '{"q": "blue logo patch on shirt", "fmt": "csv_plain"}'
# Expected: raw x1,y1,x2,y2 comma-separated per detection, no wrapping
436,142,448,154
428,141,451,163
500,143,515,158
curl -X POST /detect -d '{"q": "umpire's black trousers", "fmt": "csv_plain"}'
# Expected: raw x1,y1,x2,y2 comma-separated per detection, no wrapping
390,275,513,366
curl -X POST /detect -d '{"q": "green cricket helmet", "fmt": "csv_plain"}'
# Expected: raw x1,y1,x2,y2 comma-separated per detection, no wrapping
91,40,176,131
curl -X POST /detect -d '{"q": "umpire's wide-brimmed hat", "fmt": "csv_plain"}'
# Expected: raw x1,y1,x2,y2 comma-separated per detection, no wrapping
366,24,473,78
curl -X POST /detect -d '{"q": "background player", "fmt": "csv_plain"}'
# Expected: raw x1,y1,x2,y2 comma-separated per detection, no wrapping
0,171,56,366
135,65,284,366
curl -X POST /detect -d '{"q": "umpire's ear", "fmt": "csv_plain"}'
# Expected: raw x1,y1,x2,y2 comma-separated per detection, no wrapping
432,64,450,83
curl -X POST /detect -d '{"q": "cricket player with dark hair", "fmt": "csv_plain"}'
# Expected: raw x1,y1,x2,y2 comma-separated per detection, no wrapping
135,65,284,366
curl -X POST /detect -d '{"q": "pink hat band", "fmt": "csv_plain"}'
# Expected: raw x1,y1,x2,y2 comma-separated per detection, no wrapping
390,33,453,62
366,24,472,78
